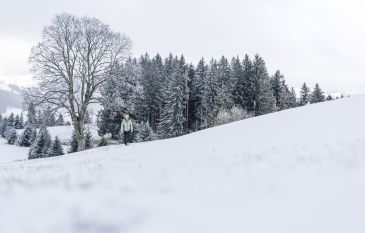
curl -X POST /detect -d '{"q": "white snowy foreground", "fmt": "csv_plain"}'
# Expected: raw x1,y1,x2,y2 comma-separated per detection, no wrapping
0,96,365,233
0,139,29,163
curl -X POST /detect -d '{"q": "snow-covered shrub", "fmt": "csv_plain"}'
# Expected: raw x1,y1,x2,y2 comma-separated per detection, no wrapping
0,119,8,138
28,127,52,160
215,109,231,126
49,136,64,157
97,109,122,140
85,128,93,149
29,127,37,145
56,113,64,126
215,106,252,126
6,127,17,145
68,129,93,153
230,106,253,121
136,121,156,142
19,125,34,147
14,114,24,129
68,131,78,153
97,137,108,147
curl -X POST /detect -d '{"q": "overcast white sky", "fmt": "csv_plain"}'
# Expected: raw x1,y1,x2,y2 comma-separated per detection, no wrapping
0,0,364,94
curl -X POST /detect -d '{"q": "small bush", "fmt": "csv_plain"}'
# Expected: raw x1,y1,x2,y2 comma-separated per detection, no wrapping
6,127,17,145
215,106,253,126
97,137,108,147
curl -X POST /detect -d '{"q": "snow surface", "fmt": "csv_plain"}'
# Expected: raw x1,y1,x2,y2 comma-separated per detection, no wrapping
0,138,29,163
47,124,101,144
0,96,365,233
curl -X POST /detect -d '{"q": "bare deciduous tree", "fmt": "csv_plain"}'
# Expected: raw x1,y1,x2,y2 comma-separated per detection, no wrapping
26,13,131,151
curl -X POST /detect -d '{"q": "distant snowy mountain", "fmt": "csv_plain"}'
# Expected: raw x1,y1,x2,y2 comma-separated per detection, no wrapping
0,82,23,115
0,95,364,233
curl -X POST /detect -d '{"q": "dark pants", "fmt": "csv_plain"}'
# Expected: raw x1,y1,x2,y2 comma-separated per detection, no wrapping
123,131,131,145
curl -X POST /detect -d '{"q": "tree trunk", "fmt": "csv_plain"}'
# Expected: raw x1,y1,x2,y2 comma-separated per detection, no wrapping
73,118,85,151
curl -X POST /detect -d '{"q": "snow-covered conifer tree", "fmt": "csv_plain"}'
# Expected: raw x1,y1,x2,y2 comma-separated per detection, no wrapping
310,83,325,103
277,79,296,110
84,109,92,124
0,118,8,137
252,55,276,116
136,54,164,130
36,109,44,128
289,87,298,108
85,128,93,150
8,113,15,127
14,114,22,129
97,109,122,140
216,56,234,111
19,113,24,129
237,54,255,111
271,70,284,108
56,113,64,126
44,106,56,126
159,57,189,138
29,127,37,145
192,58,208,130
6,127,17,145
19,125,34,147
186,64,196,132
49,136,64,157
231,56,243,105
136,121,156,142
149,54,165,125
299,83,311,106
202,59,220,127
48,136,65,157
27,102,37,127
68,131,78,154
29,126,52,159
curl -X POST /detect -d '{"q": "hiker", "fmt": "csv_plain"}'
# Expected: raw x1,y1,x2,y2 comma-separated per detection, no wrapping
121,114,133,145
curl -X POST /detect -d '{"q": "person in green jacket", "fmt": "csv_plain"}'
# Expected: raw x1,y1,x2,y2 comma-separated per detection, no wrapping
121,114,133,145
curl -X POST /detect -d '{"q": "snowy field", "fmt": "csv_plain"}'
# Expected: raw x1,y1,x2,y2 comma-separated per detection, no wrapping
16,124,101,145
0,138,29,163
0,96,365,233
47,124,101,144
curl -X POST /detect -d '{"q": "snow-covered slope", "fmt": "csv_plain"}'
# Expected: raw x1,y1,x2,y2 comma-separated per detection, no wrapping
0,139,29,163
0,96,365,233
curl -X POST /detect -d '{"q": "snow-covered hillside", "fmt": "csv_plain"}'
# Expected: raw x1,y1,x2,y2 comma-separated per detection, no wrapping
0,96,365,233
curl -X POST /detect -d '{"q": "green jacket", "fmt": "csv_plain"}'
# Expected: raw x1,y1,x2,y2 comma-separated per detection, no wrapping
121,119,133,132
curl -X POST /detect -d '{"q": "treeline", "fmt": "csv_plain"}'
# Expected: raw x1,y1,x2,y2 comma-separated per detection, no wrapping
0,112,27,145
25,103,75,127
0,52,342,160
97,53,333,141
0,104,93,159
0,109,65,158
